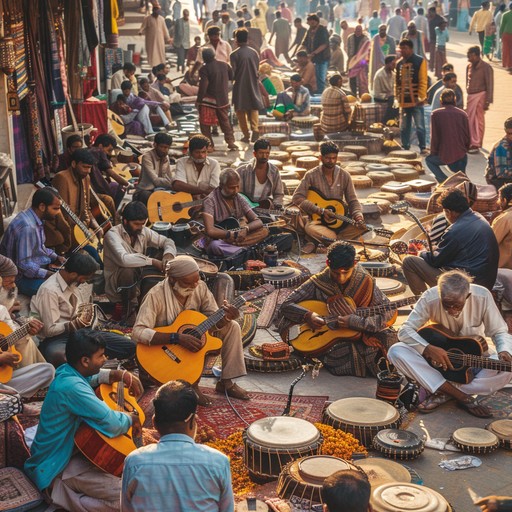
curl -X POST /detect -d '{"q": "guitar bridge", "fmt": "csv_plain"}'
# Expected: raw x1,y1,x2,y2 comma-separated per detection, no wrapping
162,345,181,364
157,203,163,221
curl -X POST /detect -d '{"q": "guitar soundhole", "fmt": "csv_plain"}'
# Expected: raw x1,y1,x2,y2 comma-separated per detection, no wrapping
173,203,182,212
108,392,135,413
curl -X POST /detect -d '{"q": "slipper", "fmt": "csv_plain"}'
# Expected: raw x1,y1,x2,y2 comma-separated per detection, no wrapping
215,381,250,400
301,241,316,254
457,397,493,418
417,392,453,414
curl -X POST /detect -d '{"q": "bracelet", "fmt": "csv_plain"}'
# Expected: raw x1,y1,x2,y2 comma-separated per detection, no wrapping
234,231,239,240
226,231,231,241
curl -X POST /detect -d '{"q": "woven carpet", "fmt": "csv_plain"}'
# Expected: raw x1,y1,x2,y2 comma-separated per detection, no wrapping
480,388,512,418
139,387,328,441
256,289,293,328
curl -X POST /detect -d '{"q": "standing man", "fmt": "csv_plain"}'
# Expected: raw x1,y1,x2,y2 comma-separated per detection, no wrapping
430,72,461,110
373,56,399,123
230,28,264,144
501,4,512,72
220,11,238,44
320,74,352,134
434,18,449,78
329,36,345,75
121,380,234,511
138,5,171,67
196,49,238,151
295,51,318,93
426,89,470,183
466,45,493,153
302,14,331,94
347,25,371,96
427,6,444,72
485,117,512,191
236,138,285,208
269,11,291,62
457,0,470,31
395,39,428,154
199,26,232,64
387,8,407,41
401,21,427,59
289,18,307,58
469,1,493,50
369,24,396,86
174,9,191,73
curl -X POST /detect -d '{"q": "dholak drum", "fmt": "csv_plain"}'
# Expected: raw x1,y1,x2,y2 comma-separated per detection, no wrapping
373,429,425,460
243,417,323,482
355,458,411,489
323,397,401,447
261,267,307,289
451,427,500,454
151,221,171,237
372,483,452,512
359,262,395,277
486,419,512,449
375,278,406,297
277,455,366,505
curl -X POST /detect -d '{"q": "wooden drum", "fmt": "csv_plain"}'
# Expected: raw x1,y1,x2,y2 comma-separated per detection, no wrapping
372,483,452,512
296,156,319,170
291,115,319,128
277,455,366,505
486,419,512,449
323,397,401,447
375,278,406,297
265,133,289,146
243,417,323,482
355,458,411,489
373,429,425,460
451,427,500,454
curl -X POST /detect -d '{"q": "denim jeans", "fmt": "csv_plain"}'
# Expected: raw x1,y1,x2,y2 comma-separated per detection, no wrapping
400,106,426,150
425,153,468,183
315,60,329,94
17,277,46,296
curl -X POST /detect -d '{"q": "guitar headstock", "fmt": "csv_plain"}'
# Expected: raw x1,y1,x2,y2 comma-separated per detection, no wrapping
241,284,275,301
390,201,411,214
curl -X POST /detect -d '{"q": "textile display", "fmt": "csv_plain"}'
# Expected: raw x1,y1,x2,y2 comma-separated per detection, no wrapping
361,102,387,128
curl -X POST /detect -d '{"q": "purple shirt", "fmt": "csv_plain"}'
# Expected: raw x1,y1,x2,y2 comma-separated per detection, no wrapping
125,93,160,111
430,105,470,164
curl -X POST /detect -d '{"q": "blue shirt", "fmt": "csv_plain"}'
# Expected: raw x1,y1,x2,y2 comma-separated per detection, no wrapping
0,208,57,280
435,26,449,47
25,364,131,491
121,433,234,512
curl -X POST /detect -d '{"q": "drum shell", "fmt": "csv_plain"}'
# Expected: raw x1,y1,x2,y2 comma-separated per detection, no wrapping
169,224,192,245
373,429,425,461
152,222,172,238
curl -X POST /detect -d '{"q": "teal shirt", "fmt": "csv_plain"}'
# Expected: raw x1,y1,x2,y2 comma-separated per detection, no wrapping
24,364,132,491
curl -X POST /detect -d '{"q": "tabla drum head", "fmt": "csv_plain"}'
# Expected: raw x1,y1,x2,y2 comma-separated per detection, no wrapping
452,427,499,453
298,456,355,484
261,267,298,280
193,257,219,278
327,398,399,426
372,483,449,512
486,419,512,448
373,429,425,460
152,221,171,232
246,417,320,449
375,278,406,297
355,458,412,488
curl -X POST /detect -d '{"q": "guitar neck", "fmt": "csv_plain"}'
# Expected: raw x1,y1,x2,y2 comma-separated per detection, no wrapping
193,295,247,336
0,323,32,350
61,201,91,238
356,297,417,317
454,353,512,373
402,209,433,253
254,208,297,216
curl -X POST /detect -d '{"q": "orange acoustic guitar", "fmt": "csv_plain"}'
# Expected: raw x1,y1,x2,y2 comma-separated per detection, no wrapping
147,191,203,223
0,321,32,383
74,379,145,477
137,284,275,385
290,296,418,356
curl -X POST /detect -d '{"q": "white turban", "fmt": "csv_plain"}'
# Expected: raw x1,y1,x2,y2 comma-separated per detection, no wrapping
166,255,200,278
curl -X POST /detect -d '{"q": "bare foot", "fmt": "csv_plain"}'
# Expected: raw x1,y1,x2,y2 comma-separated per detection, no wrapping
193,386,212,407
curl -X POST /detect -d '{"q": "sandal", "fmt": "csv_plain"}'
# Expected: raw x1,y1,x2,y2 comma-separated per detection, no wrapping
457,397,493,418
215,381,250,401
417,392,453,414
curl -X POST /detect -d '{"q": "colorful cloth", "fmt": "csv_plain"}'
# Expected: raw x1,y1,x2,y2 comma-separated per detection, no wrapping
486,136,512,183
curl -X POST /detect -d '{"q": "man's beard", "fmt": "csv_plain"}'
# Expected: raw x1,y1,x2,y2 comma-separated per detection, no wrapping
0,286,18,311
172,282,196,298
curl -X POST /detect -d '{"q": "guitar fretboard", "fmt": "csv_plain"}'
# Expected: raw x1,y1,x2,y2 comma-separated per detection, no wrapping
0,323,32,351
451,353,512,373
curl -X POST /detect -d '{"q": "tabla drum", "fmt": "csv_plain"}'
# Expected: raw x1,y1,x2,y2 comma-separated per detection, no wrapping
243,417,323,482
388,150,418,160
269,150,291,163
359,262,395,278
451,427,500,454
404,179,435,193
282,179,301,195
291,115,319,128
152,221,171,237
284,145,312,154
352,176,373,189
343,145,368,158
291,150,316,164
261,267,306,289
337,152,358,163
486,419,512,449
283,166,307,179
279,170,299,180
277,456,366,505
372,483,452,512
360,155,383,164
368,192,400,204
373,429,425,461
375,278,406,297
169,223,191,245
265,133,289,146
244,343,303,373
323,397,401,447
391,169,420,182
367,171,395,187
367,163,391,173
296,156,319,170
381,182,412,195
355,458,412,489
269,159,283,170
361,198,391,215
280,140,318,152
193,257,219,279
404,192,432,210
347,167,368,176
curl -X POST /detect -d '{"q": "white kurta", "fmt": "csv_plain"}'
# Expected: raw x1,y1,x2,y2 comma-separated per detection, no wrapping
140,15,170,67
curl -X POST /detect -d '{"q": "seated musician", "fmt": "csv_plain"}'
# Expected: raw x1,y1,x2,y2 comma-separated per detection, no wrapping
388,270,512,418
121,380,235,512
402,189,499,295
24,329,143,512
56,134,83,172
202,168,269,258
46,149,104,264
134,132,174,205
292,141,366,249
236,138,285,209
172,135,220,198
272,74,311,121
103,201,176,315
0,188,66,296
31,253,136,367
279,241,396,377
131,255,249,404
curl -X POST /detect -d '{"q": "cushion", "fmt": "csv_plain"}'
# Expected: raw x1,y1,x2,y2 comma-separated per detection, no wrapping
0,467,43,512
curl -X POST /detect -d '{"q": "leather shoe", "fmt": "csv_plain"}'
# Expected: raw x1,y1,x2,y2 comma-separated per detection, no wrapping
215,381,250,400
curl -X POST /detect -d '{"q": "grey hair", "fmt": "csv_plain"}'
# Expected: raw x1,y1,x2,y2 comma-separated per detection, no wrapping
219,168,240,186
438,270,473,298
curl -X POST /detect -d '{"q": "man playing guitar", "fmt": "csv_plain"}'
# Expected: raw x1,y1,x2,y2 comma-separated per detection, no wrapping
389,270,512,417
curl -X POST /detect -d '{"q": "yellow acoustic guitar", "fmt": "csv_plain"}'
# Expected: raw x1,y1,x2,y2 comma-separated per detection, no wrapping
136,284,275,384
75,380,145,477
147,191,204,223
0,321,32,383
290,296,418,356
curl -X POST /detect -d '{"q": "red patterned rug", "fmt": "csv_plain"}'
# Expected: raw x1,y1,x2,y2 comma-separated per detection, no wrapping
139,386,328,440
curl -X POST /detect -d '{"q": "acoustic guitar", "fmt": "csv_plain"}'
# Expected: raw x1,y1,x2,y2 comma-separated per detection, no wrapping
136,284,275,385
147,191,203,223
74,379,145,477
89,187,113,234
307,188,394,238
417,323,512,384
108,109,125,136
216,217,286,232
0,321,32,383
290,296,418,356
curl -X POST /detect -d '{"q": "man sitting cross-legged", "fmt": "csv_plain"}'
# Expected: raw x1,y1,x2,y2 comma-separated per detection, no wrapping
388,270,512,418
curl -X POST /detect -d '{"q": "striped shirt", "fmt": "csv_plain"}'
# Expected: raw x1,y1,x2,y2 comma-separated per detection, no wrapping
236,160,285,206
320,86,352,133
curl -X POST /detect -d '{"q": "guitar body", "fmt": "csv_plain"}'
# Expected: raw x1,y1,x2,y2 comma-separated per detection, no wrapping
418,324,486,384
307,189,347,230
240,194,272,210
74,382,146,477
216,217,241,231
147,191,198,223
73,225,102,260
0,321,22,383
136,310,223,385
108,109,125,136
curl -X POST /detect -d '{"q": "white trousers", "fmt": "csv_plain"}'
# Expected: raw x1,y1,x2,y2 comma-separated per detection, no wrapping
9,363,55,398
388,342,512,395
